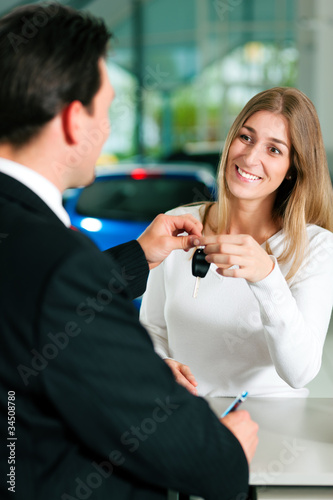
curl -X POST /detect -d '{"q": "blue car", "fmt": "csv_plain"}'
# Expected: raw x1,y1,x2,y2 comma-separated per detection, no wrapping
64,163,217,306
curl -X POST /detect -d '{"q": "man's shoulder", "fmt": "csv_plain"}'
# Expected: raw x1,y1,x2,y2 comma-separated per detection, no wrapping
27,215,98,262
1,201,102,286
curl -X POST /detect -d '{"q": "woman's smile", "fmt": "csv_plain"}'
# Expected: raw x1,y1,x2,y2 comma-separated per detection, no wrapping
235,165,262,182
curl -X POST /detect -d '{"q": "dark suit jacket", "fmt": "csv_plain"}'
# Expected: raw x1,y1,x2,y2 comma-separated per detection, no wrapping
0,172,249,500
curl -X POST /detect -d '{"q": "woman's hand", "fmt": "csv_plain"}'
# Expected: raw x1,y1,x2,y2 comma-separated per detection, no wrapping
164,359,198,395
202,234,274,283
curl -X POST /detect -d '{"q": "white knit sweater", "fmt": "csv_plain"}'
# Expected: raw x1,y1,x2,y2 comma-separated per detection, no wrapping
140,205,333,397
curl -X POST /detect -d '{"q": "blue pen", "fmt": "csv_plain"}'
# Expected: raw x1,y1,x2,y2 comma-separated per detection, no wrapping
220,391,248,418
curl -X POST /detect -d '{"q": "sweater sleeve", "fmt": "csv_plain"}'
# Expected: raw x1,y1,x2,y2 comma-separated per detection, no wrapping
139,204,203,360
140,261,171,358
248,230,333,388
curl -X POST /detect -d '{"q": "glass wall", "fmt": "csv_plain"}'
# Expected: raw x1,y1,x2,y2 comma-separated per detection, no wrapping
101,0,297,167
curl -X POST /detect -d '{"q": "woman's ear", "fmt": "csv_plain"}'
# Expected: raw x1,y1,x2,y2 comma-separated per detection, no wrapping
61,100,85,145
285,165,296,181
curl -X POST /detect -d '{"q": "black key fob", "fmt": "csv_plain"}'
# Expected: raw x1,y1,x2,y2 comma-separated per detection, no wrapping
192,247,210,278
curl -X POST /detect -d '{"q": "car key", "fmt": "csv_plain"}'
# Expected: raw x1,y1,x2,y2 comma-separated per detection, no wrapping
192,247,210,298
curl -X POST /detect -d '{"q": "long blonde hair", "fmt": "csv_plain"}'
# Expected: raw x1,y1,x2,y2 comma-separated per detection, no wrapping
209,87,333,280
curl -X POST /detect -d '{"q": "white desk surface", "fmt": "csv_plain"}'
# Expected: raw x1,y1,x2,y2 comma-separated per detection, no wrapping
206,397,333,487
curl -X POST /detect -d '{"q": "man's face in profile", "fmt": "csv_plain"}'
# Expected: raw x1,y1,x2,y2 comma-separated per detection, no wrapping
73,58,115,187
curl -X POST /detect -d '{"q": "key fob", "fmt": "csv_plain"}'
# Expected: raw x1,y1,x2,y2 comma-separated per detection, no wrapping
192,247,210,278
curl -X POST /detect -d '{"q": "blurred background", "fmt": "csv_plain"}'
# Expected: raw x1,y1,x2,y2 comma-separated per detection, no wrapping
1,0,332,171
1,0,332,394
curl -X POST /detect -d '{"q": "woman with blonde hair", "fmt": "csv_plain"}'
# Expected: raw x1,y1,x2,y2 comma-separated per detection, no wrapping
140,87,333,397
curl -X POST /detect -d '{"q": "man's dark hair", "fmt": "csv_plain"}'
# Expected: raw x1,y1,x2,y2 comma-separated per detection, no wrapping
0,2,111,146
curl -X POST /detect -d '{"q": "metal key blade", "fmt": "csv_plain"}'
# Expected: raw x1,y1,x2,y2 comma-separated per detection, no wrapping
193,276,200,298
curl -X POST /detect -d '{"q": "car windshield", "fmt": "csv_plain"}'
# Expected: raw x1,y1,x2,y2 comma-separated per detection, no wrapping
76,176,212,221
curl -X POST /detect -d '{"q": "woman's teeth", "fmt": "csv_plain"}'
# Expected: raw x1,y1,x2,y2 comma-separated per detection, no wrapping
237,166,261,181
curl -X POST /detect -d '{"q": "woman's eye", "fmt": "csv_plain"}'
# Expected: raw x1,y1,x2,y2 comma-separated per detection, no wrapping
270,146,281,155
240,134,251,142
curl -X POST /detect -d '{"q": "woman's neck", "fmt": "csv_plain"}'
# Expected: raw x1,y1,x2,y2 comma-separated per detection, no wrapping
205,199,281,244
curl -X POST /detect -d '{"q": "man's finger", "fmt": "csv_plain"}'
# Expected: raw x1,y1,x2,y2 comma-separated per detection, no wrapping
221,410,251,424
168,235,200,251
167,215,203,238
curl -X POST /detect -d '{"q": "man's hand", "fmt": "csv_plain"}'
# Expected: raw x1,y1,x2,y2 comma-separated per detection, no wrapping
221,410,259,464
137,213,202,269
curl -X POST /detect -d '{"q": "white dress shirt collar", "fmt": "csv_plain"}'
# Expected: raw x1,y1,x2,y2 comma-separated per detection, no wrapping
0,158,71,227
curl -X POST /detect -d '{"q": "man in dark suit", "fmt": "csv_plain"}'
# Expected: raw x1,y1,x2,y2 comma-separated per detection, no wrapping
0,4,258,500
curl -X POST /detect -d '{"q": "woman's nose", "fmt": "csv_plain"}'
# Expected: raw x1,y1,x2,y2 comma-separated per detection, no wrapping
244,144,262,166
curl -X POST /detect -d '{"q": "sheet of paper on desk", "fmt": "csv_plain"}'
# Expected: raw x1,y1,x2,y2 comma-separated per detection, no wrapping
255,486,333,499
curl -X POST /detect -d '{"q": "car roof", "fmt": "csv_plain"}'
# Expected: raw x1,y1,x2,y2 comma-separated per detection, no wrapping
95,162,216,184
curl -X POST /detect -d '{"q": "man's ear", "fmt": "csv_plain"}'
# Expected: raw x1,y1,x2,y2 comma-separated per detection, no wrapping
61,100,85,145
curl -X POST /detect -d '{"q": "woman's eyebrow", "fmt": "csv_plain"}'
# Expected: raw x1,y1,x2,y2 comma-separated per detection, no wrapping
242,125,289,149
